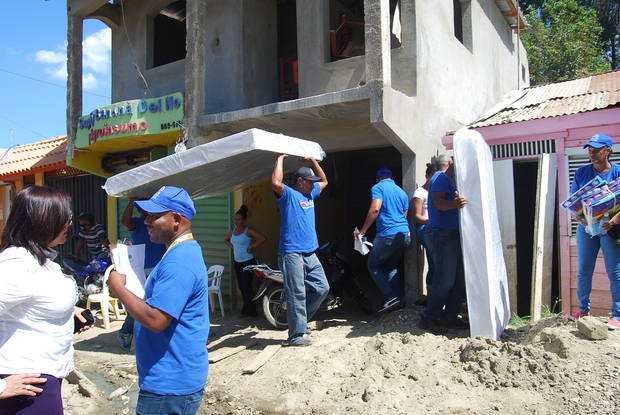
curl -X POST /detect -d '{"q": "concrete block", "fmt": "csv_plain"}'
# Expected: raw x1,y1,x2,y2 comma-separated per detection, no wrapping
66,369,100,398
577,317,608,340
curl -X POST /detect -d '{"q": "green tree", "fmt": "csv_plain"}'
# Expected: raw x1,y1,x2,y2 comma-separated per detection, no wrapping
522,0,611,85
581,0,620,68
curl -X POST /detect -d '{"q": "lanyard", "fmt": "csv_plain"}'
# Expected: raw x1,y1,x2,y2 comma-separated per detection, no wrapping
164,233,195,257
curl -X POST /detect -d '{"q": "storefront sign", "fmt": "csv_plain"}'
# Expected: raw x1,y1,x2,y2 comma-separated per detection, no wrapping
76,92,184,148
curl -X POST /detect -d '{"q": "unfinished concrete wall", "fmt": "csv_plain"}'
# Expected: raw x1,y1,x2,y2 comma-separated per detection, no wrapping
110,0,277,113
110,0,185,103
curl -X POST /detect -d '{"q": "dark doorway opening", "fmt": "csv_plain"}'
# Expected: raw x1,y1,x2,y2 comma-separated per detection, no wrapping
513,159,560,316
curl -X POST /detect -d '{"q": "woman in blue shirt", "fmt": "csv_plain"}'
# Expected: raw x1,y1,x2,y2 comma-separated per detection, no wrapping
570,134,620,330
224,205,266,317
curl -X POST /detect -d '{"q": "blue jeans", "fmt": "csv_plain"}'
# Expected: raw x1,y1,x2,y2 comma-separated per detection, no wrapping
279,252,330,339
368,232,411,301
120,315,134,334
423,227,465,320
576,225,620,318
136,389,203,415
417,224,435,292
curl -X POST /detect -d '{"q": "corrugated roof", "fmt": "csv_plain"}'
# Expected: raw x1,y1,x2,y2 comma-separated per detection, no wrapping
470,70,620,128
0,136,67,179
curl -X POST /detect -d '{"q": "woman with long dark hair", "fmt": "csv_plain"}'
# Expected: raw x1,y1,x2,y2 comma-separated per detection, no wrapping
224,205,266,317
0,186,92,414
412,163,437,297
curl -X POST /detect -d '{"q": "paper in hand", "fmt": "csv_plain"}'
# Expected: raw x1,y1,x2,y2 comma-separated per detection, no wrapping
110,243,147,298
353,228,372,255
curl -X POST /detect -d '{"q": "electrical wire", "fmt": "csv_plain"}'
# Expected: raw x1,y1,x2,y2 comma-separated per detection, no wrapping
0,115,47,140
120,0,153,97
0,68,110,99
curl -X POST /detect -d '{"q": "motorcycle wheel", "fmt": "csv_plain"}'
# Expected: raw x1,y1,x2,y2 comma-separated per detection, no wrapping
262,287,288,330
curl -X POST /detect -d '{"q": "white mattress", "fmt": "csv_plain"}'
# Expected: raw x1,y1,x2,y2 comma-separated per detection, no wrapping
454,128,511,340
103,128,326,199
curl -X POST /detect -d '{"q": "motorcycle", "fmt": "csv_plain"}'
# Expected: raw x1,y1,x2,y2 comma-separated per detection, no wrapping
60,250,112,304
245,242,371,329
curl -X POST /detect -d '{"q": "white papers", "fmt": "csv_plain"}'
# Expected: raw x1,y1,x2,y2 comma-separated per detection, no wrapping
110,243,147,298
353,228,373,255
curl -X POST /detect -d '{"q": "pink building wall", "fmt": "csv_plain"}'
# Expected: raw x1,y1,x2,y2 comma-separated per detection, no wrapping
442,107,620,316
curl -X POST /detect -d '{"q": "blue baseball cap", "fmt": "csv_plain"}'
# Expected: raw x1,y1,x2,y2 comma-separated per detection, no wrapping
135,186,196,220
584,133,613,149
376,168,393,179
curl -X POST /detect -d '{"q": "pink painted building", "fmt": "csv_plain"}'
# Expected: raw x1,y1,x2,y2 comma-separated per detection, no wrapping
443,70,620,317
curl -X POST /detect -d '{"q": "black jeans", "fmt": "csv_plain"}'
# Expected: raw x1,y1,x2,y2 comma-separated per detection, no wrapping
234,258,258,316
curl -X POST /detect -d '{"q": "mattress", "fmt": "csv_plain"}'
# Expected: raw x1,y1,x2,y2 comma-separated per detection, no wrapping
103,128,326,199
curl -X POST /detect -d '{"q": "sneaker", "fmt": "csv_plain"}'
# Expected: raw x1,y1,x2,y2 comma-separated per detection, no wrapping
118,332,132,350
568,311,590,321
607,318,620,330
419,317,445,334
378,297,402,314
283,336,311,347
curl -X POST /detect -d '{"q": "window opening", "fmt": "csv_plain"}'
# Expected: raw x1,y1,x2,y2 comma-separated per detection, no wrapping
153,1,186,68
278,0,299,101
328,0,401,62
453,0,463,43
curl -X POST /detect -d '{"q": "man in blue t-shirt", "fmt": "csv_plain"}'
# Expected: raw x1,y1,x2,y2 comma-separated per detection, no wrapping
420,155,468,333
272,154,330,347
357,168,410,313
108,186,209,415
117,198,167,350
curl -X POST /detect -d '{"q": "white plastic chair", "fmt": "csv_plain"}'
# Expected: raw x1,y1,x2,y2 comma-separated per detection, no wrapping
86,264,123,329
207,265,225,317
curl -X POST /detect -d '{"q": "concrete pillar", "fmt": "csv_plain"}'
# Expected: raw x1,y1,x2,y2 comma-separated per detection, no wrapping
66,7,83,162
185,0,207,148
401,152,420,305
364,0,391,122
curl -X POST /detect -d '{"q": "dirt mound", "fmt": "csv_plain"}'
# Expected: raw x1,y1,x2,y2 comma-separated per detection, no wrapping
69,308,620,414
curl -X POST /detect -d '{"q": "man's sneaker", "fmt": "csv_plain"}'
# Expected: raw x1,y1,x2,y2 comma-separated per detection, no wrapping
378,297,401,314
118,332,132,350
418,317,445,334
607,318,620,330
283,336,311,347
568,311,590,321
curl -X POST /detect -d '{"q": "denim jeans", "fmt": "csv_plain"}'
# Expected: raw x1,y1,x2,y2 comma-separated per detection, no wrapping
279,252,330,339
120,315,134,334
136,389,203,415
416,224,435,292
423,227,465,320
576,225,620,318
367,232,411,301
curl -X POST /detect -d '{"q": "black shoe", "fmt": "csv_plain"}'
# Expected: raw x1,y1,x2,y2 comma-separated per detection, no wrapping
442,317,470,330
419,316,445,334
378,297,402,313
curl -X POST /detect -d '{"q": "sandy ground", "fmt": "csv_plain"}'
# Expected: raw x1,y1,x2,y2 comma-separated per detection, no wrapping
65,305,620,415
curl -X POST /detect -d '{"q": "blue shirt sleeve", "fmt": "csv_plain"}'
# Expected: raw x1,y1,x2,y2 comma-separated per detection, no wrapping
370,184,382,200
146,261,198,320
310,182,321,199
432,173,453,194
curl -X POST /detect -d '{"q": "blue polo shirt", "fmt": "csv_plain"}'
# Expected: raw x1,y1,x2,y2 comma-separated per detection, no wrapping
276,183,321,253
570,163,620,193
135,240,209,395
370,179,410,237
130,217,166,269
428,171,460,230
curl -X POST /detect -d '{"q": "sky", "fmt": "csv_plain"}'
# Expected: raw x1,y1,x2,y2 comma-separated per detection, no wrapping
0,1,111,149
